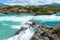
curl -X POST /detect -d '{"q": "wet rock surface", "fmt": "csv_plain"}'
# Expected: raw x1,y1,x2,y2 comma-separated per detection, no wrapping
15,27,27,35
30,25,60,40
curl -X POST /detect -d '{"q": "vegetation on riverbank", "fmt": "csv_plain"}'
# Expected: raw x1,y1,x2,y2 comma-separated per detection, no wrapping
0,5,60,15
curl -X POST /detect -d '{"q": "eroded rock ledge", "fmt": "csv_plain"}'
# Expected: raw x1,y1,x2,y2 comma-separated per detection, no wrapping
30,25,60,40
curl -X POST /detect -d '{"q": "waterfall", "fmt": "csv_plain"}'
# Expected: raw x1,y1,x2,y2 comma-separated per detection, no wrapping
7,19,39,40
16,24,39,40
17,28,34,40
11,16,33,29
7,16,35,40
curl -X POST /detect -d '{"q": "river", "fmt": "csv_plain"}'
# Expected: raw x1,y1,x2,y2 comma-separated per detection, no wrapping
0,13,60,40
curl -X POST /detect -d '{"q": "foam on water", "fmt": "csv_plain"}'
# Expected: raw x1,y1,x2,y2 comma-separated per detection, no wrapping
33,15,60,22
0,16,33,22
1,14,60,40
7,28,35,40
0,16,33,29
11,16,33,29
17,28,34,40
0,15,33,40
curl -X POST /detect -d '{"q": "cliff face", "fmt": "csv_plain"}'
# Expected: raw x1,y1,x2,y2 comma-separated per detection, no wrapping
30,26,60,40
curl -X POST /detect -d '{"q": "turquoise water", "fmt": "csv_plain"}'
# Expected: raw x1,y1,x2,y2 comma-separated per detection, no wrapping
0,14,32,40
0,21,21,40
32,15,60,26
0,14,60,40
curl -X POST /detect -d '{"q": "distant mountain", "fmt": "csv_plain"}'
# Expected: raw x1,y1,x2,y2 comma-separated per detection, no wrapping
45,3,60,7
0,3,8,9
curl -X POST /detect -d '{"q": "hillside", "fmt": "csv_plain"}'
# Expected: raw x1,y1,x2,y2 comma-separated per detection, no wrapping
0,3,60,15
44,3,60,7
0,3,8,9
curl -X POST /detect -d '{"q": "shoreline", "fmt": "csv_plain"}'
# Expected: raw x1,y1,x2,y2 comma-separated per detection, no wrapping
14,24,60,40
30,25,60,40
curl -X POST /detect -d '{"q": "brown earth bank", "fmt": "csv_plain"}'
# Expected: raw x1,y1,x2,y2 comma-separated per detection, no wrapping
30,25,60,40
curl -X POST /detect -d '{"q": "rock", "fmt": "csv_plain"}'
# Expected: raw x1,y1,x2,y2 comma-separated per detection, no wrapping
29,20,38,28
35,12,42,15
30,25,60,40
15,27,27,35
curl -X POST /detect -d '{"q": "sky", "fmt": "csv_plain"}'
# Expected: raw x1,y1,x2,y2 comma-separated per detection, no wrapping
0,0,60,5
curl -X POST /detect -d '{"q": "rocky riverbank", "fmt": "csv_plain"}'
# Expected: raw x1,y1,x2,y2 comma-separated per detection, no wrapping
30,25,60,40
15,25,60,40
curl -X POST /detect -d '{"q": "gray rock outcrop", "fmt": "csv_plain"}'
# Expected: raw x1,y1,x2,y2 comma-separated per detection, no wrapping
30,25,60,40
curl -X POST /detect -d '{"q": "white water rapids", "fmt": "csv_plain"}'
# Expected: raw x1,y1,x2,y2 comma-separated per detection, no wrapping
7,28,34,40
7,16,34,40
7,14,60,40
